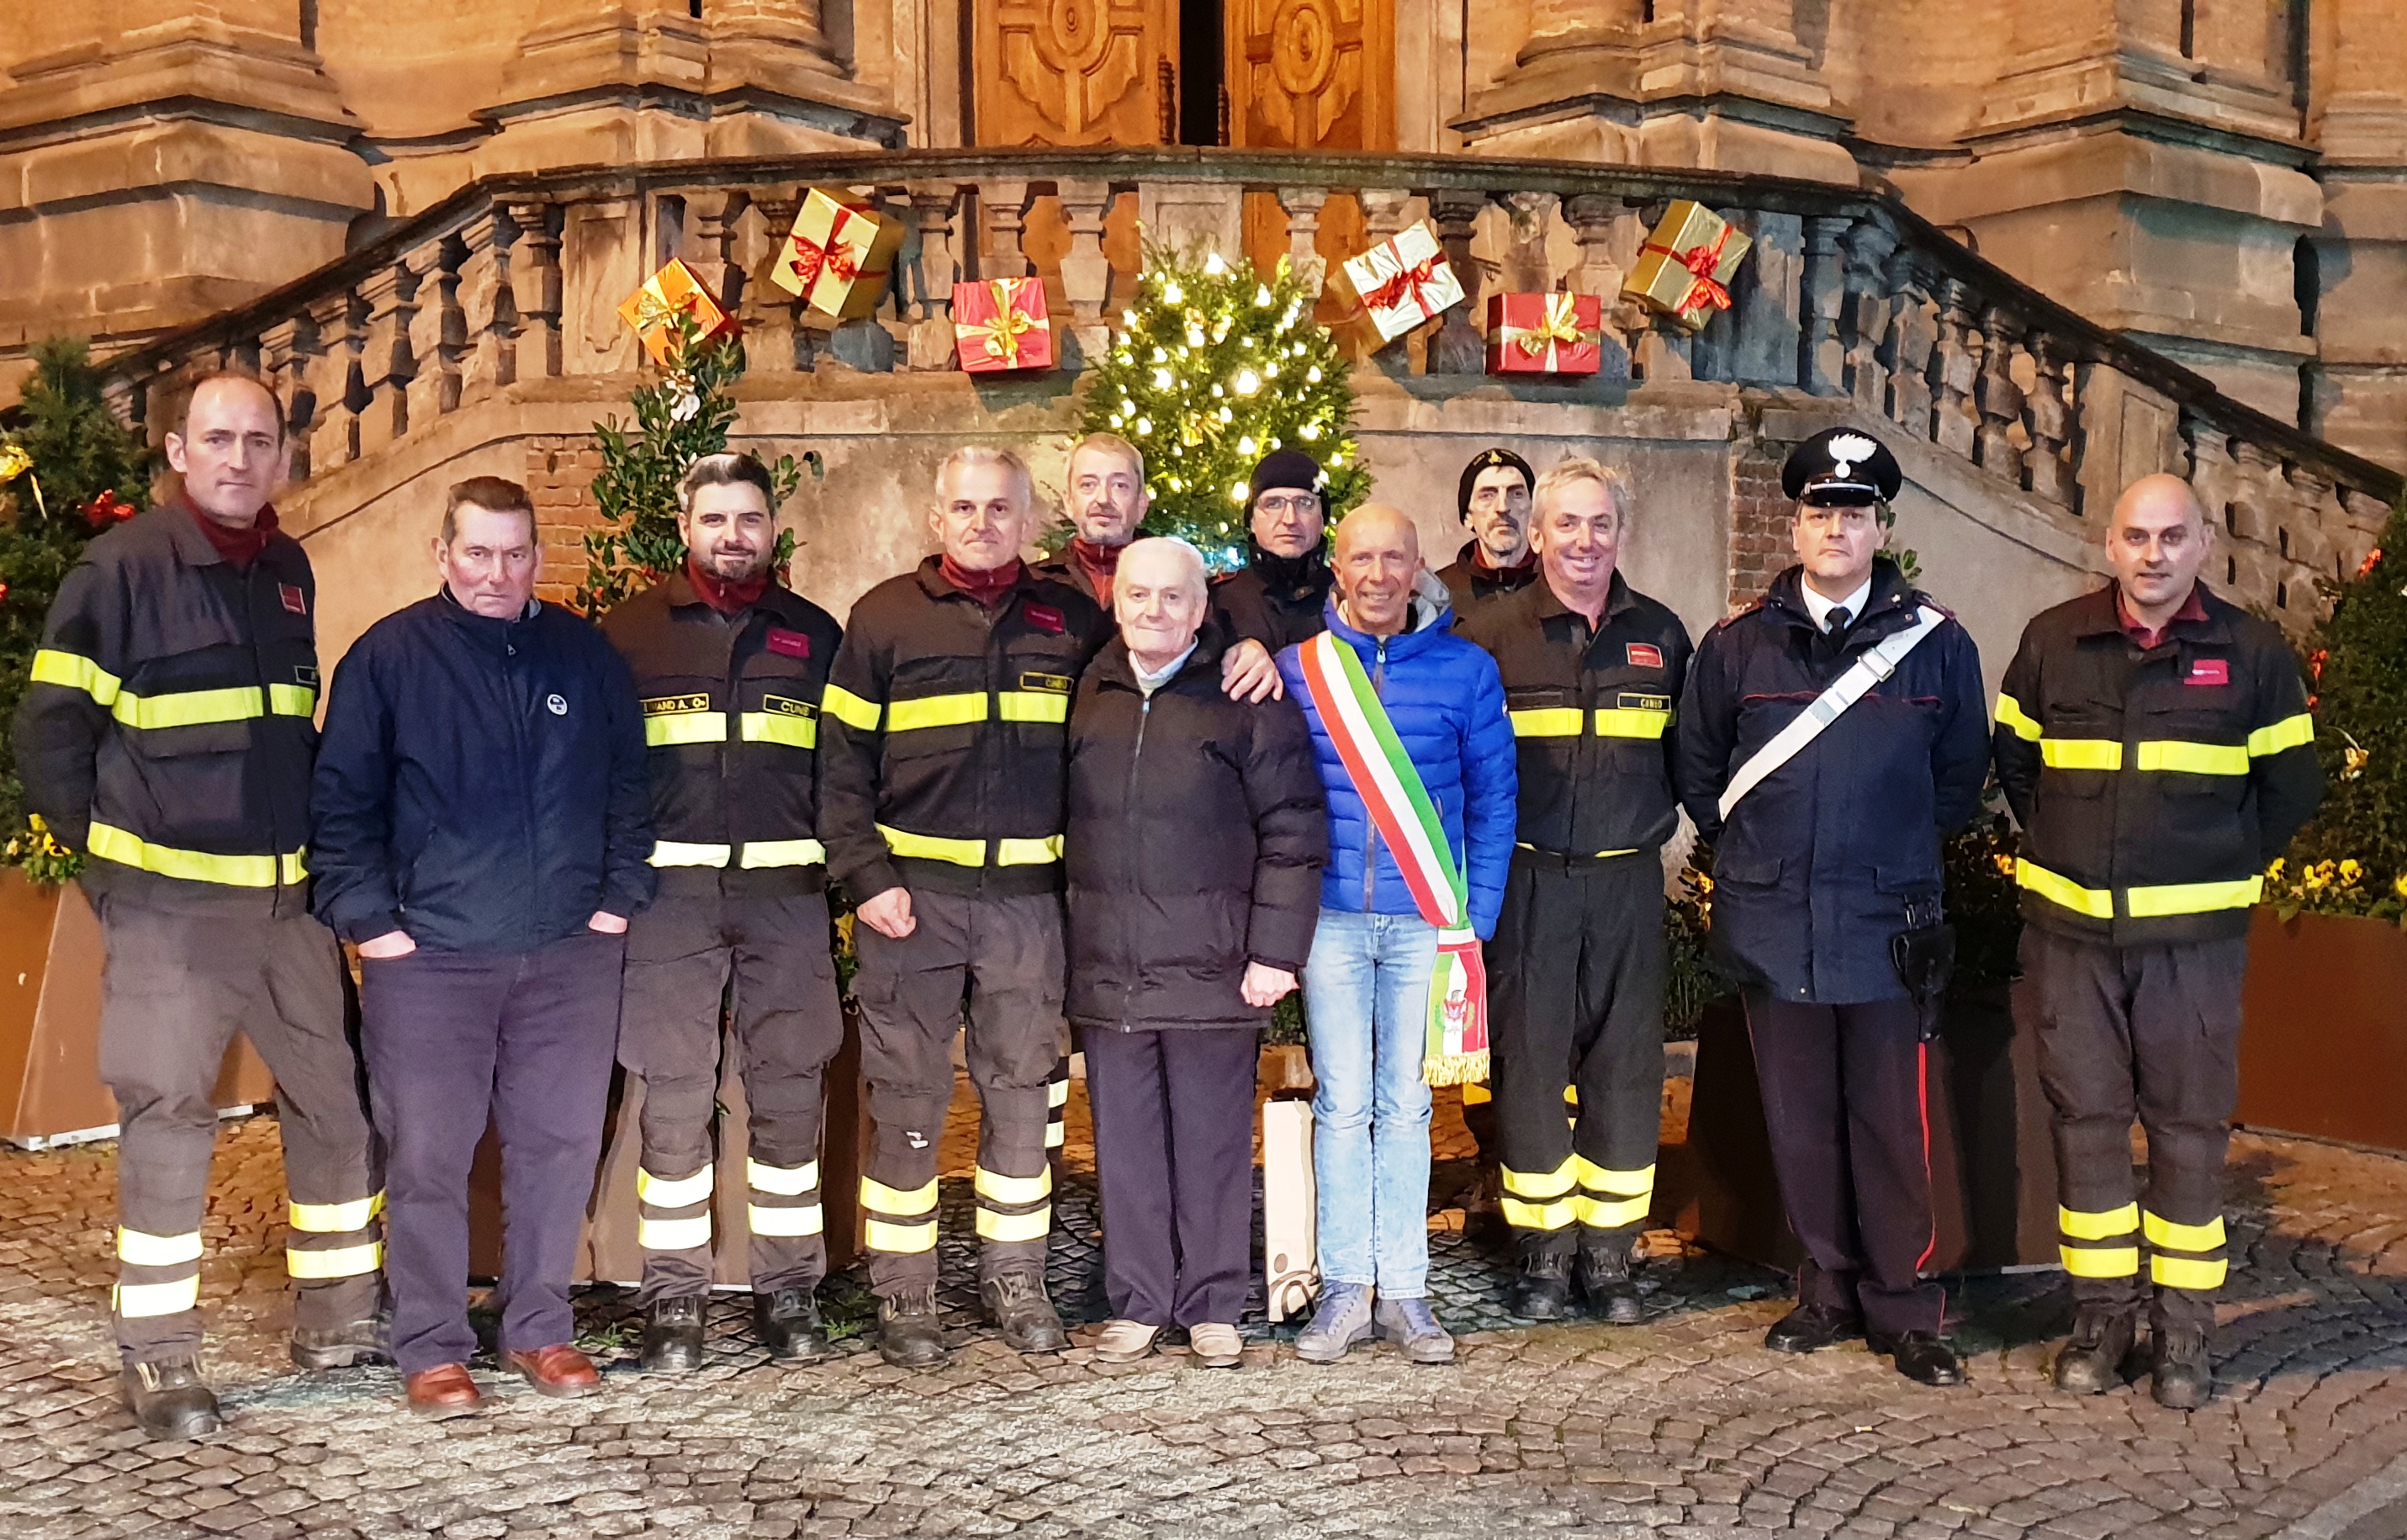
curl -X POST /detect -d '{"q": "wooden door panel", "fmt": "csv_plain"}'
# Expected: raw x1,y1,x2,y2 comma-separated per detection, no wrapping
976,0,1174,147
1228,0,1394,151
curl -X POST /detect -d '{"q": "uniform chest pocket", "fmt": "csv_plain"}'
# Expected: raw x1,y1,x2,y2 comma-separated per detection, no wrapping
125,720,253,759
743,692,819,749
2037,690,2123,796
2134,701,2250,803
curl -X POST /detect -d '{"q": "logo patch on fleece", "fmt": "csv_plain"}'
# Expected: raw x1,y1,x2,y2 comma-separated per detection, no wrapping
280,584,307,616
764,627,811,659
1626,643,1664,669
2187,658,2230,687
1023,603,1065,636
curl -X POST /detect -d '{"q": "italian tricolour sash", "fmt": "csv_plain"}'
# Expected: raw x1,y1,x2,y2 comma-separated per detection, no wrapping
1296,630,1489,1087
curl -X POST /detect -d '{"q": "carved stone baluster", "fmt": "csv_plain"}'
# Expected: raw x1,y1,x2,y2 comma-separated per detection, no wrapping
458,210,520,402
1498,190,1558,295
1058,177,1114,368
1927,281,1979,458
1356,188,1415,370
505,201,563,381
102,375,140,433
2022,334,2074,505
1800,215,1848,395
902,182,963,370
1424,188,1488,375
1877,252,1935,437
1839,220,1897,415
743,193,806,373
1274,184,1328,298
258,318,319,479
1973,309,2025,485
354,260,415,454
685,190,747,313
304,291,362,474
405,239,465,431
981,178,1034,278
1560,193,1634,379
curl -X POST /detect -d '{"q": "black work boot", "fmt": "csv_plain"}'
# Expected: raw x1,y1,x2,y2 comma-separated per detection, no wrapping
2151,1325,2213,1410
1502,1242,1574,1320
878,1290,948,1369
1763,1302,1863,1354
639,1294,707,1373
753,1287,830,1363
291,1313,394,1371
981,1270,1070,1354
2051,1305,2139,1395
1869,1331,1965,1386
121,1357,222,1440
1576,1238,1644,1325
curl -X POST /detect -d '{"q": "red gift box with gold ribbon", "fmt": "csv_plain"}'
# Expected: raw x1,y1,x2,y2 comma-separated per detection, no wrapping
616,259,739,365
771,188,903,320
951,278,1054,373
1484,292,1603,375
1621,200,1753,333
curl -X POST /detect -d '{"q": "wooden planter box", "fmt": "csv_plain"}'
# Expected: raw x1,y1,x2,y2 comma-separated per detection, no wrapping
2239,908,2407,1153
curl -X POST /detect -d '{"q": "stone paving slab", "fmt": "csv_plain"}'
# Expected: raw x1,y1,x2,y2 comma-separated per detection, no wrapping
3,1081,2406,1537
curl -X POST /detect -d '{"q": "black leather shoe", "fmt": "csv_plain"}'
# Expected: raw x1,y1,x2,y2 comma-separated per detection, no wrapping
2051,1305,2138,1395
1576,1242,1644,1325
879,1291,949,1369
121,1357,222,1440
2151,1326,2213,1410
291,1314,394,1371
639,1294,707,1373
1869,1331,1965,1386
1764,1303,1863,1354
753,1287,830,1363
1503,1247,1574,1320
980,1270,1070,1354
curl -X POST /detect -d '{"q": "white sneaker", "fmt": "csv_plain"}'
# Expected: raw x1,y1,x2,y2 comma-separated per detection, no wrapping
1093,1319,1160,1363
1189,1323,1243,1368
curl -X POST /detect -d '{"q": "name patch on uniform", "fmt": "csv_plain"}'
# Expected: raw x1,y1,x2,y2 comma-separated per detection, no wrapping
1617,692,1671,712
764,627,811,659
2187,658,2230,686
1018,671,1074,695
762,694,816,717
1626,643,1664,669
643,693,712,716
1024,603,1066,636
280,583,308,616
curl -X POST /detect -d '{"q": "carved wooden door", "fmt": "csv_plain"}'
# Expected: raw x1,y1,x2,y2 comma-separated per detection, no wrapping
1226,0,1394,151
974,0,1177,146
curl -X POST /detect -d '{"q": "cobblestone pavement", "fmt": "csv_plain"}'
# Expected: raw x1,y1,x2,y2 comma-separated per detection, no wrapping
4,1075,2407,1539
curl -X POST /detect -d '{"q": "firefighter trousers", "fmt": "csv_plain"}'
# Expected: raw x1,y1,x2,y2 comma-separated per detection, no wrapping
852,889,1065,1299
619,889,844,1300
2018,928,2248,1333
94,897,384,1365
1486,851,1669,1259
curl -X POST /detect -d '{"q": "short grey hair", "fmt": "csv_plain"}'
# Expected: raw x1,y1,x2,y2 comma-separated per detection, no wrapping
1069,431,1145,481
1533,457,1633,529
936,444,1034,505
1117,535,1209,590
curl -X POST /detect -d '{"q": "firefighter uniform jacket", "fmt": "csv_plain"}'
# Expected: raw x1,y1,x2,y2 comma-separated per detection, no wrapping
1457,572,1694,858
1994,584,2321,947
819,558,1110,902
598,574,844,898
14,500,319,916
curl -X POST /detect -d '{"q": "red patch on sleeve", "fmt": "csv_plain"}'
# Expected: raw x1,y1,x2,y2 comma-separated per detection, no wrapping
764,627,810,659
1626,643,1664,669
2186,658,2230,686
279,584,307,616
1024,603,1065,636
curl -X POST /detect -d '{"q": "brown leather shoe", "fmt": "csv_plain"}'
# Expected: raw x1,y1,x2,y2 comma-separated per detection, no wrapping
505,1343,600,1397
404,1363,483,1418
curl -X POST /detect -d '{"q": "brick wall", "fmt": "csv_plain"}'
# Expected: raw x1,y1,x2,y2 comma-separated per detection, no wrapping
1727,432,1794,613
525,436,603,606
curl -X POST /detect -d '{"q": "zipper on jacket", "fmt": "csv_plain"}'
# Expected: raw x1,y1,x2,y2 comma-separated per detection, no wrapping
1120,687,1152,1026
721,610,746,874
244,564,289,911
1362,637,1386,913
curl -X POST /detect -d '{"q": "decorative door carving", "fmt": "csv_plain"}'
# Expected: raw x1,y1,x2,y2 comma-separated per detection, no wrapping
975,0,1176,146
1227,0,1394,151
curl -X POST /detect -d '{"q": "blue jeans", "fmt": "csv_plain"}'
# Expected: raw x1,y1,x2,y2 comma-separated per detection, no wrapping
1304,908,1437,1297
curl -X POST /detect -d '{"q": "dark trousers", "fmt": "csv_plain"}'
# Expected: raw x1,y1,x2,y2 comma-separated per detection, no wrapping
95,898,383,1363
1488,852,1668,1256
358,930,625,1375
1084,1025,1259,1327
620,890,844,1299
853,890,1063,1298
1744,992,1944,1337
2018,928,2246,1332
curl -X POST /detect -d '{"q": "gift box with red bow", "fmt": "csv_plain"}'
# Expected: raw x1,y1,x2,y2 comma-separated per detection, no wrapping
616,258,739,365
1622,201,1751,332
771,187,904,320
1328,222,1466,347
1484,292,1603,375
951,277,1054,373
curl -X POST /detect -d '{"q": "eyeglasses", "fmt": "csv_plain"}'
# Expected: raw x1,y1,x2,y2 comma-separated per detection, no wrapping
1256,493,1321,516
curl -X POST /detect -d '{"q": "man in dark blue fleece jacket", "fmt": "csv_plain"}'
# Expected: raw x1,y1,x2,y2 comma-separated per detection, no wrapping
310,475,654,1416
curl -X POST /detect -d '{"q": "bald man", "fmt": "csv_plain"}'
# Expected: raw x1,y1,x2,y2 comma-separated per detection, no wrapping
1995,473,2321,1410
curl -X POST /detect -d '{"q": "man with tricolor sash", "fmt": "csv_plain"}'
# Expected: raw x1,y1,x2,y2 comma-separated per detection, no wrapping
1457,459,1692,1324
13,373,388,1438
598,452,846,1373
1277,504,1517,1367
1994,473,2321,1409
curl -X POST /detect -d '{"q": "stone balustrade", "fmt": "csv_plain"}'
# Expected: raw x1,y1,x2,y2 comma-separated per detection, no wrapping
98,147,2401,632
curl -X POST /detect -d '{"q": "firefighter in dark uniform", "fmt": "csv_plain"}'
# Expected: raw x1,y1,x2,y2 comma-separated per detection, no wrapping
1457,458,1692,1322
1211,450,1335,654
1674,426,1991,1387
598,452,846,1373
1436,447,1540,613
1031,432,1151,606
13,373,387,1438
1995,472,2320,1410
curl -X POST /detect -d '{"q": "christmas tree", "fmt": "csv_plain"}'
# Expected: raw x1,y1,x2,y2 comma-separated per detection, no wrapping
575,315,805,617
1078,246,1365,568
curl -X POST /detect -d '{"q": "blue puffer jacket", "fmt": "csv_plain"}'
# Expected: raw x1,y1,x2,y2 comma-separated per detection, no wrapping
1276,579,1518,939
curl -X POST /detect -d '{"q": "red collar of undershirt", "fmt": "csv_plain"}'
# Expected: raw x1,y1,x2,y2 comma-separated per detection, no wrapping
940,553,1025,607
685,555,770,617
2116,584,2208,649
1069,537,1123,597
186,497,278,571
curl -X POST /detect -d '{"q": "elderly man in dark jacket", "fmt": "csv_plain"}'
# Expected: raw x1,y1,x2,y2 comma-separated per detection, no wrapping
1066,537,1326,1368
311,476,654,1416
1674,428,1988,1389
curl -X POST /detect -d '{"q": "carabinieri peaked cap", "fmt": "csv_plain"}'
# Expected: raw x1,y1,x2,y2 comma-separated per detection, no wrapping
1781,426,1903,503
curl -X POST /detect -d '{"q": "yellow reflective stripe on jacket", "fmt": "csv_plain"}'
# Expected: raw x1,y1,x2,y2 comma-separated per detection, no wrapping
2059,1203,2139,1241
749,1202,823,1236
997,691,1070,724
2143,1211,2225,1252
2135,740,2248,775
861,1176,939,1216
2040,738,2123,771
287,1241,383,1279
738,839,826,869
1510,707,1583,738
114,685,267,730
996,835,1064,865
879,823,985,866
639,1215,713,1250
2249,712,2314,756
637,1166,716,1208
739,710,816,749
747,1159,818,1196
269,683,317,717
288,1192,384,1233
1501,1157,1577,1200
1995,692,2042,742
649,840,733,867
87,822,305,887
2126,876,2262,918
2059,1245,2140,1278
2015,858,2113,919
645,711,727,747
1047,1077,1071,1109
114,1276,201,1318
976,1206,1051,1243
975,1166,1052,1205
821,682,881,732
887,692,987,732
117,1227,204,1267
2151,1254,2228,1289
30,647,123,705
1594,707,1670,739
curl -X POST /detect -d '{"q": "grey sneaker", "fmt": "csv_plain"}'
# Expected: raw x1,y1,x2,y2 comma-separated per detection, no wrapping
1375,1296,1457,1364
1293,1282,1374,1363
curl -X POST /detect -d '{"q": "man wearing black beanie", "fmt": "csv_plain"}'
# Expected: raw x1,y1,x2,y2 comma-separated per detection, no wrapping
1437,447,1539,613
1211,449,1336,654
